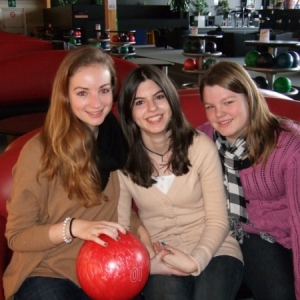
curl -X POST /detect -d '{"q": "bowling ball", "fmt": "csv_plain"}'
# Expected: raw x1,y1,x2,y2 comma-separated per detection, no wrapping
183,58,196,70
112,35,120,42
253,76,268,89
190,42,202,53
183,41,193,53
120,34,129,42
77,231,150,300
69,38,77,45
205,41,217,53
128,34,135,42
121,46,129,54
100,33,110,40
256,52,275,68
245,50,260,67
195,57,202,69
111,46,119,53
273,77,292,93
204,58,218,70
101,42,110,50
288,51,300,67
275,52,294,68
128,46,135,53
89,42,100,48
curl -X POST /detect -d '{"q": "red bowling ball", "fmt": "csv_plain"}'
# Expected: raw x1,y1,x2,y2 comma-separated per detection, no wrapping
184,58,196,70
76,231,150,300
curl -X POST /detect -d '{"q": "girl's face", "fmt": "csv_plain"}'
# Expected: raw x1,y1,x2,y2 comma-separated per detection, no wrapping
131,79,172,139
68,63,113,135
203,85,250,144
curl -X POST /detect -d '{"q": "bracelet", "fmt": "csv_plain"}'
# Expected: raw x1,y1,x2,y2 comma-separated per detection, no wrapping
69,218,76,238
62,217,72,244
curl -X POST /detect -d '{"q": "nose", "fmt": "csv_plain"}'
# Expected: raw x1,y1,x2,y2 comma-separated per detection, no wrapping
90,93,101,108
215,105,225,118
147,99,158,111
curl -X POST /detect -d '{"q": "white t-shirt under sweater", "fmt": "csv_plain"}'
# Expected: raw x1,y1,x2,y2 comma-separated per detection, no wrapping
118,132,243,276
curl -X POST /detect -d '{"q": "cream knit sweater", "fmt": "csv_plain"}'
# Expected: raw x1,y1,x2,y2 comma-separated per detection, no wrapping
118,132,243,276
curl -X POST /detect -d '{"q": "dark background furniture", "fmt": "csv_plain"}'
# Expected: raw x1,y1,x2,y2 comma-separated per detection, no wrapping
43,4,189,45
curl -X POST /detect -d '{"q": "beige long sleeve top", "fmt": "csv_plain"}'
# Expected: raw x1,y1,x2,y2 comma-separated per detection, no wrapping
118,132,243,276
3,134,141,300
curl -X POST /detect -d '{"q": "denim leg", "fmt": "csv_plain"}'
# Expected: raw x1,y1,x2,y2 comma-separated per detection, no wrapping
14,276,91,300
193,255,243,300
142,274,193,300
241,233,296,300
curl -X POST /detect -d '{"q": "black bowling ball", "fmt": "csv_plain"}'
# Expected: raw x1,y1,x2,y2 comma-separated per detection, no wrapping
288,51,300,68
205,41,217,53
190,42,204,53
256,52,275,68
253,76,268,89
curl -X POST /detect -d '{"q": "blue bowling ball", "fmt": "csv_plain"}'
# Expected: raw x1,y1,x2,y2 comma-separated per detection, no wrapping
275,52,294,68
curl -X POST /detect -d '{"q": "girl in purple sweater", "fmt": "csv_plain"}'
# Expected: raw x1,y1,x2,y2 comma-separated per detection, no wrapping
198,61,300,300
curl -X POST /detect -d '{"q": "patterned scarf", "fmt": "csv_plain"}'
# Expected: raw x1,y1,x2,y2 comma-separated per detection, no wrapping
214,131,249,242
214,131,276,244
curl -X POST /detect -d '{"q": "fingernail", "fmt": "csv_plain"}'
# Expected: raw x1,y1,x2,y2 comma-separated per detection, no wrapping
161,242,166,246
167,250,174,255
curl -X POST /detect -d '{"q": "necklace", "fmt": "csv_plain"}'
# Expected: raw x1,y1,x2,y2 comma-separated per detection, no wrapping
143,144,171,162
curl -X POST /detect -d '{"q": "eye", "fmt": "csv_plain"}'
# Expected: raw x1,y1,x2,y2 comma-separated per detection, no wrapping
77,91,87,96
156,93,165,100
134,99,144,106
100,87,111,94
224,100,234,105
204,105,213,110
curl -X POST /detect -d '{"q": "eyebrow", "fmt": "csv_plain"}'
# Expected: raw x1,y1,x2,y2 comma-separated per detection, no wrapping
134,89,164,100
73,83,111,90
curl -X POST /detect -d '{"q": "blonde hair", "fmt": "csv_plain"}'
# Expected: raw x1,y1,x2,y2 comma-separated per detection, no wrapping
199,61,283,165
38,46,117,207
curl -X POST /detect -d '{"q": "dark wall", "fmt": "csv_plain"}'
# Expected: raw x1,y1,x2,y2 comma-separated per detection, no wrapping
259,9,300,32
44,4,189,43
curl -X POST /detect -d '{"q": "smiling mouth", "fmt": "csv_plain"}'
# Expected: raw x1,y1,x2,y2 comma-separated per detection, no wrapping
219,119,233,125
87,110,103,117
147,115,162,122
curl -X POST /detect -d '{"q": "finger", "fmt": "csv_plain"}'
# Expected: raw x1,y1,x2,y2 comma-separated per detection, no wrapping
92,234,109,247
100,221,127,235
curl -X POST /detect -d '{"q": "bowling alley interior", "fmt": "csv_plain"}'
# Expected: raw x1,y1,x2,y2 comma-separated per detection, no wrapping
1,1,300,298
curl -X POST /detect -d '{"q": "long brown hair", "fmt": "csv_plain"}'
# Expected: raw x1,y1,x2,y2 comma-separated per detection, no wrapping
118,65,197,188
38,46,117,207
199,61,284,165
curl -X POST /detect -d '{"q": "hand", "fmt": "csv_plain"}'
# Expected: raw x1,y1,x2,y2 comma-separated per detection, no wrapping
71,219,126,246
150,249,190,276
161,244,198,274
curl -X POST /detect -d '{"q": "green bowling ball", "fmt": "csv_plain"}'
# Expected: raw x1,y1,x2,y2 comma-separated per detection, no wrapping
245,50,261,67
183,41,193,53
204,58,218,70
69,38,77,45
89,42,100,47
273,77,292,93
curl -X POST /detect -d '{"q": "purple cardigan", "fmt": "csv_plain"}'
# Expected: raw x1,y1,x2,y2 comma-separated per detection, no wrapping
199,121,300,299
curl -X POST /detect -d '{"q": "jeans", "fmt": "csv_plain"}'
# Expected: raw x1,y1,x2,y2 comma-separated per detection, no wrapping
142,255,243,300
14,277,91,300
240,233,296,300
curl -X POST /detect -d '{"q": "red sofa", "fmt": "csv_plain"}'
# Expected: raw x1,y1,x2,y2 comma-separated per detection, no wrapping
1,91,300,300
0,49,138,121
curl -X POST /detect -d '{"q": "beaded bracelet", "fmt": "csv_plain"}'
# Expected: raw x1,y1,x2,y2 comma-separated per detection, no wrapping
69,218,76,238
62,217,72,244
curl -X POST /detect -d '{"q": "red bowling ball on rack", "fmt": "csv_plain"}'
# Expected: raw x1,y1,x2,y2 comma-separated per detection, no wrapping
76,231,150,300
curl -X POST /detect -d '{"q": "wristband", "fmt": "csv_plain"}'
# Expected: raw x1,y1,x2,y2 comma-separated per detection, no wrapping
62,217,72,244
69,218,76,238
